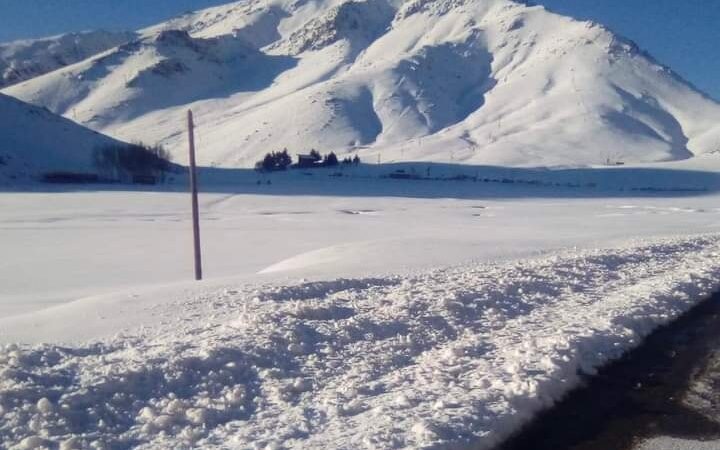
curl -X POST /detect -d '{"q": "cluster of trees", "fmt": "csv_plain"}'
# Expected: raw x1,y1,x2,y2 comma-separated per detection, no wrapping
93,142,173,182
306,150,360,166
342,155,361,165
255,148,361,172
314,150,338,167
256,149,292,171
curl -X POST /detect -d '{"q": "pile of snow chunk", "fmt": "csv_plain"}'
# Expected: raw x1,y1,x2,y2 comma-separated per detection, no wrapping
2,235,720,449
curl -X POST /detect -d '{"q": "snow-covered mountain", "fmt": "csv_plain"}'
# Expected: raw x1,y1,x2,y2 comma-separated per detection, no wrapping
0,30,137,89
4,0,720,168
0,93,125,182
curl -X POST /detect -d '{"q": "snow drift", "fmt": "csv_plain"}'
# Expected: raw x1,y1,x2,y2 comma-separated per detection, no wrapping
3,0,720,168
2,235,720,449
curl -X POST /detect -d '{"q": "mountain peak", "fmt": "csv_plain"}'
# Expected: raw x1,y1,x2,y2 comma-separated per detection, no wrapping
3,0,719,168
154,29,196,47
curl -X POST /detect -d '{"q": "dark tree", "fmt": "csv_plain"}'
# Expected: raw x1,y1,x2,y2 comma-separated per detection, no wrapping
260,153,276,171
278,149,292,168
309,149,322,161
256,149,293,171
93,142,172,181
323,152,339,166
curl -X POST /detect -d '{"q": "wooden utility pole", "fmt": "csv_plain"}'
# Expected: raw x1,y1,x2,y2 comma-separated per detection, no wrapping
188,110,203,281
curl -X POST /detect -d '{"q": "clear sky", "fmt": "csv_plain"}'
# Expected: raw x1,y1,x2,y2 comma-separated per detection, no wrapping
0,0,718,100
538,0,720,101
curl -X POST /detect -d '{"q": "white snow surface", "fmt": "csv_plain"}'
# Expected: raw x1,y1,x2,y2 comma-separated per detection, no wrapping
0,93,126,183
4,0,720,169
0,31,136,89
3,162,720,448
2,234,720,449
3,158,720,317
637,438,720,450
3,1,720,447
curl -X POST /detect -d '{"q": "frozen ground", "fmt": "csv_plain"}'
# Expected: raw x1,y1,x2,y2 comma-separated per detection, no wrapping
2,0,720,446
2,233,720,449
3,165,720,319
3,167,720,448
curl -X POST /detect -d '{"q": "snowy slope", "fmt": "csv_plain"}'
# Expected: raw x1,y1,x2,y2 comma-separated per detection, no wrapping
0,30,136,89
0,93,126,182
4,0,720,168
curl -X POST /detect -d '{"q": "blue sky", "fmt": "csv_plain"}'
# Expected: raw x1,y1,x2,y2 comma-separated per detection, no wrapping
539,0,720,100
0,0,718,100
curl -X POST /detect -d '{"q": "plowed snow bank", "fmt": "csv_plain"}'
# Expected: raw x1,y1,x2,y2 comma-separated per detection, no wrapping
2,236,720,449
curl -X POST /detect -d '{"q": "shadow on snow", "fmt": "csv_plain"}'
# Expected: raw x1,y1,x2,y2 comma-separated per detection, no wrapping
3,162,720,200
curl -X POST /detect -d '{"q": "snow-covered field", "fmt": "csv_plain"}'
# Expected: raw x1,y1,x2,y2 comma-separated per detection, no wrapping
2,225,720,449
2,0,720,446
3,166,720,319
3,169,720,448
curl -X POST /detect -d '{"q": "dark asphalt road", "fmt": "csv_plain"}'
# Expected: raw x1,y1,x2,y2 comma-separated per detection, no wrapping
495,292,720,450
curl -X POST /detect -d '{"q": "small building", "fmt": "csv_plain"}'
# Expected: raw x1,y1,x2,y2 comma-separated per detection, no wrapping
297,154,320,168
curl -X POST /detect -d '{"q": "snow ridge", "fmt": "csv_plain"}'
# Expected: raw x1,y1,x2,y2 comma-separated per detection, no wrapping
274,0,395,56
0,31,136,88
2,235,720,449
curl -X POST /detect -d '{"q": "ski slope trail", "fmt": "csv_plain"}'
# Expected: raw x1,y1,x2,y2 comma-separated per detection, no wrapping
3,235,720,449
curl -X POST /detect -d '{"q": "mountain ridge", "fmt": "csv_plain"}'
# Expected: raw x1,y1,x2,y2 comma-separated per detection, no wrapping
3,0,720,169
0,30,137,89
